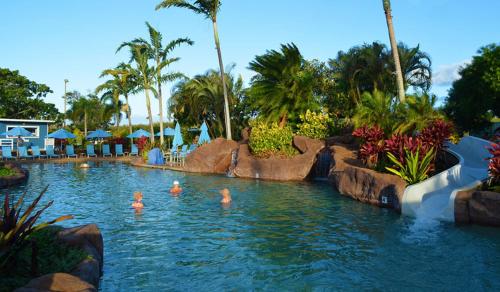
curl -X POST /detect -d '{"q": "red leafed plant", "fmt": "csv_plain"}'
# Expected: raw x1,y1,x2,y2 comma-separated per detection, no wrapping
353,125,385,167
385,134,432,165
136,136,148,151
418,119,453,153
486,136,500,187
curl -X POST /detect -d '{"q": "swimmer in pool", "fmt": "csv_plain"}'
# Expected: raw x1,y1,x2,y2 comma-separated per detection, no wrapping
170,180,182,195
220,188,232,204
132,192,144,209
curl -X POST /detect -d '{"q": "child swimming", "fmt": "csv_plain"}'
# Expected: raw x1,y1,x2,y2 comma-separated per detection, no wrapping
170,180,183,195
132,191,144,209
220,188,232,204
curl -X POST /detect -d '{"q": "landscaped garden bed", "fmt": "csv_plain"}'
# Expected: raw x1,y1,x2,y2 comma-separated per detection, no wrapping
0,162,28,188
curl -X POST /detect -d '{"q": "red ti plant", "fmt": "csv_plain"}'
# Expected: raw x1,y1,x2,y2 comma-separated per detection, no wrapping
353,125,385,167
136,136,148,151
418,119,453,153
486,136,500,187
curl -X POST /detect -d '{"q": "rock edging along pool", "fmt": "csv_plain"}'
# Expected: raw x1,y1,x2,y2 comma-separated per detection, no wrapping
6,162,500,291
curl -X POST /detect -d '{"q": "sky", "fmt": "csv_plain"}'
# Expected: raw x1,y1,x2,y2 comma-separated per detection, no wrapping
1,0,499,124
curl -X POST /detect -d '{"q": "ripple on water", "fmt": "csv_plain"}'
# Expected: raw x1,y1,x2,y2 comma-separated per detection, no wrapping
5,162,500,291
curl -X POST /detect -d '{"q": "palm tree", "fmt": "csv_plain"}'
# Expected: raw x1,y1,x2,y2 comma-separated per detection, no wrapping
382,0,406,102
125,22,193,145
99,63,137,138
352,90,395,134
397,43,432,91
156,0,233,140
67,94,112,136
395,93,442,134
247,43,318,127
117,44,158,142
95,78,123,127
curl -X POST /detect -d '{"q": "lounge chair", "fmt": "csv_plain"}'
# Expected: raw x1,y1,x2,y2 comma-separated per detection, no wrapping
45,145,60,158
31,146,47,159
65,145,78,158
86,144,97,157
18,146,33,159
129,144,139,156
1,146,15,160
102,144,112,157
115,144,124,157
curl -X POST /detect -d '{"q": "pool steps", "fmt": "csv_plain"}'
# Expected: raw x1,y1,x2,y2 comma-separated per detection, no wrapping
402,136,491,222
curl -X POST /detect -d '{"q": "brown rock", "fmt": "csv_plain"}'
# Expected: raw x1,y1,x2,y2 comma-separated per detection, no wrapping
329,145,406,211
326,135,356,147
240,127,250,144
183,138,239,174
15,273,96,292
454,189,474,224
469,191,500,226
233,136,324,181
0,163,28,188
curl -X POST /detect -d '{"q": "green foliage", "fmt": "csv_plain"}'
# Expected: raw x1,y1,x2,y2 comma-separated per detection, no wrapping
67,92,113,132
296,110,332,139
385,147,435,185
0,167,16,177
0,187,73,270
0,68,62,123
248,120,298,158
444,44,500,134
0,226,89,291
247,43,319,127
353,90,396,134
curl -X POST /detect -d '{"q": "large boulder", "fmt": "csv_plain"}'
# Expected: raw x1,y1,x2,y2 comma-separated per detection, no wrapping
233,136,324,181
183,138,239,174
329,144,406,211
455,190,500,226
15,273,96,292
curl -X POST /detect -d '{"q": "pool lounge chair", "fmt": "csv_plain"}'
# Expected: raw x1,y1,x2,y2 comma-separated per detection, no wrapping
129,144,139,156
86,144,97,157
1,146,15,160
102,144,112,157
18,146,33,159
115,144,124,157
45,145,60,158
31,146,47,159
65,145,78,158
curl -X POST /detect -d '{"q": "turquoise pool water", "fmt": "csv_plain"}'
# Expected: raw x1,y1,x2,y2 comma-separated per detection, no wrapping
6,162,500,291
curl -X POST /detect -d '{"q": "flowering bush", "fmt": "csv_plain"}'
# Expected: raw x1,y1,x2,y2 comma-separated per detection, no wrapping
418,119,453,153
249,120,298,158
486,136,500,188
352,125,385,167
136,136,148,151
296,110,332,139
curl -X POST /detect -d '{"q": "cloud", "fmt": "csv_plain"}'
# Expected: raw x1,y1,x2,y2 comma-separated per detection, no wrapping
433,60,470,86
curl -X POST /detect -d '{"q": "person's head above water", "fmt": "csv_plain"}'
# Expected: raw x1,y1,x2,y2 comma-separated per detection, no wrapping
133,191,143,201
170,180,182,194
173,180,180,186
220,188,231,204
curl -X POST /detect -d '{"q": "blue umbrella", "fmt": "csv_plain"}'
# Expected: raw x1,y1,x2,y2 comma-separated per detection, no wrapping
1,127,34,137
171,122,183,150
198,121,211,145
127,129,150,138
47,129,76,139
86,129,111,139
155,127,175,137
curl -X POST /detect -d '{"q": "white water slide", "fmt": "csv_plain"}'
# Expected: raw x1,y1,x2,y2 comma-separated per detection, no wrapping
402,136,491,222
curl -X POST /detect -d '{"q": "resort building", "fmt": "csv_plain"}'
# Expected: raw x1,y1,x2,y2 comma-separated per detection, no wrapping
0,118,54,150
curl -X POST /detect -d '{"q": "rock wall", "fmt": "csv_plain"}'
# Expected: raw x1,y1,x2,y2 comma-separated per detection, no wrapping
455,190,500,226
183,138,239,174
0,163,28,188
233,136,324,181
329,144,406,212
16,224,104,292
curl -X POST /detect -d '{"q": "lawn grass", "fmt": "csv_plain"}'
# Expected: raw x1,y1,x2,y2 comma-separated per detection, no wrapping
0,226,90,292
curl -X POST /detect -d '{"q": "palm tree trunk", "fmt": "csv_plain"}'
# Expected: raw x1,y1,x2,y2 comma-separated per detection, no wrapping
383,0,405,102
125,93,133,144
145,88,155,143
212,20,232,140
157,81,165,146
84,110,88,138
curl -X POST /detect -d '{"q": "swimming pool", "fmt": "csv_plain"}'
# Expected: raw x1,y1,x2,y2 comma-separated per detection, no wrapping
7,162,500,291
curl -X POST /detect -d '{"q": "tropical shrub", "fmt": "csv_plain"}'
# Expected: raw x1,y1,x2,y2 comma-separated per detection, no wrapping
486,137,500,190
0,166,16,177
352,125,385,167
249,120,298,158
386,146,435,185
296,110,332,139
0,187,73,270
418,119,453,153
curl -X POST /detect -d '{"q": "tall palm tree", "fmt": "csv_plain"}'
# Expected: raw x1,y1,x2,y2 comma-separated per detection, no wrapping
382,0,406,102
117,44,158,142
247,43,318,127
95,78,123,127
125,22,193,145
397,43,432,91
100,63,137,138
156,0,233,140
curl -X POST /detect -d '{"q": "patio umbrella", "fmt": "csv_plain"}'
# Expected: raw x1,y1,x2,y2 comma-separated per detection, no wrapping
1,126,34,137
86,129,111,139
47,129,76,139
155,127,175,137
127,129,150,138
198,121,211,145
171,122,183,150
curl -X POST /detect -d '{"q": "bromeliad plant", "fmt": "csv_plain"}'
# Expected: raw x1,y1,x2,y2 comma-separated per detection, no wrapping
386,146,435,185
0,186,73,270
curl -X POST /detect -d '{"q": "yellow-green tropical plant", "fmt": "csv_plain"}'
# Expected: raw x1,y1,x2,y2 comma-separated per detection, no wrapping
296,110,332,139
0,186,73,269
248,120,297,158
385,146,435,184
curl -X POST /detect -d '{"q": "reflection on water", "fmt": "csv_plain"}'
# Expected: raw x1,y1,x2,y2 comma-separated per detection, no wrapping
6,162,500,291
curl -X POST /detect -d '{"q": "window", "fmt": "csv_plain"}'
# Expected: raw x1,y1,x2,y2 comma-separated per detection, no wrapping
6,125,40,138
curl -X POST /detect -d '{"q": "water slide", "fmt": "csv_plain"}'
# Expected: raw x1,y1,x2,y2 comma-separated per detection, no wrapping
402,136,491,222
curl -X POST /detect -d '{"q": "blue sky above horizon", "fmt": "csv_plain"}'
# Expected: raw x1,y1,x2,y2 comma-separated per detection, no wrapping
1,0,499,124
